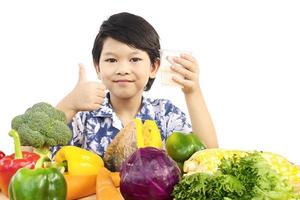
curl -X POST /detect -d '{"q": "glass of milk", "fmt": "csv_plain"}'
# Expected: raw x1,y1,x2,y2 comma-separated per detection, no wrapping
160,49,191,87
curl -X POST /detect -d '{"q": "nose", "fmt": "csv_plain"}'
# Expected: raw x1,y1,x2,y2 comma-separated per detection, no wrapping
115,61,131,75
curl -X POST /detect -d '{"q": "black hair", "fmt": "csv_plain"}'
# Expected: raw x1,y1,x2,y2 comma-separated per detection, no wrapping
92,12,160,91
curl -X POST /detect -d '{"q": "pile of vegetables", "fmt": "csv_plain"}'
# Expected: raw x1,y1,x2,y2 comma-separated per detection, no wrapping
173,151,300,199
2,101,300,200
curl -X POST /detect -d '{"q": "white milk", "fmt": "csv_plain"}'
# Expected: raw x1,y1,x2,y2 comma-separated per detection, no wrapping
160,50,190,87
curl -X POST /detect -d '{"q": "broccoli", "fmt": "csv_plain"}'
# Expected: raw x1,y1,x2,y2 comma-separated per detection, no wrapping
11,102,72,156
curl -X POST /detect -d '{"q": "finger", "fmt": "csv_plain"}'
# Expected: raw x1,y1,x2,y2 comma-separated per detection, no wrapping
78,63,87,83
97,83,106,90
97,93,106,99
173,57,197,73
90,81,105,89
96,90,106,98
180,53,197,64
171,65,194,80
95,96,105,104
93,102,103,109
172,76,193,88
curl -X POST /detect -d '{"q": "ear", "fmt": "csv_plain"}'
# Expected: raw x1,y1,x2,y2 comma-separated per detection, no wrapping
149,59,160,79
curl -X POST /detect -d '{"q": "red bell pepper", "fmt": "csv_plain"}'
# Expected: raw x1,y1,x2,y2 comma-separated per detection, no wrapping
0,150,4,192
0,151,5,160
0,130,40,197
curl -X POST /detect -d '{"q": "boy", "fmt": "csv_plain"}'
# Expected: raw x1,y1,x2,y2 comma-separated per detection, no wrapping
56,12,218,157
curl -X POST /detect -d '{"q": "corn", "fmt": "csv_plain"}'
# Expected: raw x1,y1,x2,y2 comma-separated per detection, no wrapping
262,152,300,193
183,148,247,174
183,149,300,193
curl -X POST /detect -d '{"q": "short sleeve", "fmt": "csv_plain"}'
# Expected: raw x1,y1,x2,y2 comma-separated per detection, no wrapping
68,112,86,147
157,99,192,141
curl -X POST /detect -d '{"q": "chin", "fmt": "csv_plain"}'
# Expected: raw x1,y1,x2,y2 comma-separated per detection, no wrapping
110,89,143,100
111,90,134,99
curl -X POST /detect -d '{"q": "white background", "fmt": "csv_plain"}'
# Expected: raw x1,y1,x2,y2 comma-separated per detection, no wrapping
0,0,299,164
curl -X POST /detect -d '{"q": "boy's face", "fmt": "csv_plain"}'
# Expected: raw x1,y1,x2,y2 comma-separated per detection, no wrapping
95,37,159,99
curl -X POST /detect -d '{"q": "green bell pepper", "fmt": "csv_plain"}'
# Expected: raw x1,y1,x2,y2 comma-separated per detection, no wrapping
8,157,67,200
166,132,206,162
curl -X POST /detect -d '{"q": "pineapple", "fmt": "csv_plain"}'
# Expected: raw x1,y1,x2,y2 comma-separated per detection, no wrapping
140,120,163,149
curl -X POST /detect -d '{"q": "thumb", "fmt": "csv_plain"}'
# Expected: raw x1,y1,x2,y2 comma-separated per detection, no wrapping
78,63,87,83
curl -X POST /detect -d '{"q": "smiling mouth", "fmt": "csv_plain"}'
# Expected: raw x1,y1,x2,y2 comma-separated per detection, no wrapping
113,80,134,83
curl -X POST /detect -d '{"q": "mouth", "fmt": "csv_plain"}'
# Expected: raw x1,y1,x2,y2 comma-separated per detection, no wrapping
113,80,134,83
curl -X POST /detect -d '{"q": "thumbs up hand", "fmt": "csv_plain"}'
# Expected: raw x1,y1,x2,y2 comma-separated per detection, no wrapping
71,63,106,111
56,64,106,122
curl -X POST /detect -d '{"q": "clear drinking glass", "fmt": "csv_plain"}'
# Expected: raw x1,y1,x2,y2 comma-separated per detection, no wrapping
160,49,191,87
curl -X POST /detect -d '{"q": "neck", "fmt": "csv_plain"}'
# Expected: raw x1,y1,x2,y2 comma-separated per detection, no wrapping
110,93,142,119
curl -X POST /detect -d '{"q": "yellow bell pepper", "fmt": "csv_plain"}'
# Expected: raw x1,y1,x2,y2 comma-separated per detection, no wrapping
54,146,104,176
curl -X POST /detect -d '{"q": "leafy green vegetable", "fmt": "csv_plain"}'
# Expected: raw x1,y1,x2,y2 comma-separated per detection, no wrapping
173,152,299,200
172,172,245,200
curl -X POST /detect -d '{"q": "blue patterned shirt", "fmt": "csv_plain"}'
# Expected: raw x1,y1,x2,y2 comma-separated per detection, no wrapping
52,92,192,157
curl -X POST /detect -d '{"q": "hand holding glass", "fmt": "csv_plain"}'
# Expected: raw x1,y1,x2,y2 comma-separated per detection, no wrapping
160,50,191,87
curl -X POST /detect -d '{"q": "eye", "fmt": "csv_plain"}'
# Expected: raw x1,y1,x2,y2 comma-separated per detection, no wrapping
104,58,117,63
130,57,142,62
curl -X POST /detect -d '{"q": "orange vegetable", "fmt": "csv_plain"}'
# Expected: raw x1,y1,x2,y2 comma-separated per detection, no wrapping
110,172,121,187
96,167,124,200
64,174,97,200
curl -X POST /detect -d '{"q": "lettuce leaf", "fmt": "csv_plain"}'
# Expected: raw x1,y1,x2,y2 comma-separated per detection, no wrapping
173,152,299,200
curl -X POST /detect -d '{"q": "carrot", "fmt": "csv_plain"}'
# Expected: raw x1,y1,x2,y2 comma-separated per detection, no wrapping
64,174,97,200
96,167,124,200
110,172,121,187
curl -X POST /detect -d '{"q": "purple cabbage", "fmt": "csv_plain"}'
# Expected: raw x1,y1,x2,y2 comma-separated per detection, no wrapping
120,147,181,200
